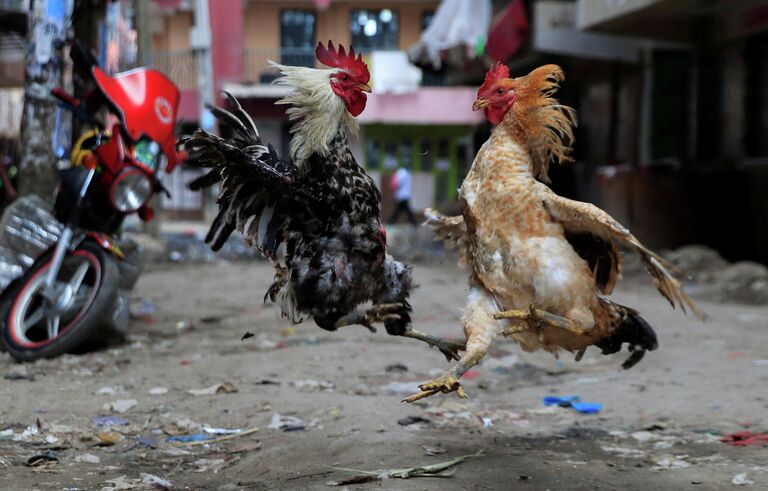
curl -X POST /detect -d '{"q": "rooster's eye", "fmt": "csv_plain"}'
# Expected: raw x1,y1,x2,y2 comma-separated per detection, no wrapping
341,74,349,81
496,88,504,95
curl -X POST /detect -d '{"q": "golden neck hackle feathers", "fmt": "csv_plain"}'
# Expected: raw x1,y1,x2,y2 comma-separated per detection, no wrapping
497,65,577,183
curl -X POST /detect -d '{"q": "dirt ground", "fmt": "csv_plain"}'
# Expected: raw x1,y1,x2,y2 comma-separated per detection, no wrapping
1,260,768,490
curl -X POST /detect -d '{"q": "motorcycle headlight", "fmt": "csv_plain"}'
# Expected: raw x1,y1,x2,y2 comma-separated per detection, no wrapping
110,168,152,213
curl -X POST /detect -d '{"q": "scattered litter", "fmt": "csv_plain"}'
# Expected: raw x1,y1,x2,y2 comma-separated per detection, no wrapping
291,379,335,391
4,365,34,381
628,430,682,449
102,475,138,490
45,435,58,444
193,458,227,473
601,445,646,458
175,320,194,332
74,453,100,464
106,399,137,413
652,455,691,470
188,382,238,396
12,425,39,442
97,432,123,446
544,395,580,406
26,450,58,467
225,441,262,454
136,435,159,448
753,360,768,367
398,416,430,426
256,379,280,385
386,363,409,373
543,396,602,414
327,449,484,485
203,426,242,435
131,298,156,323
241,332,255,341
163,417,202,436
481,417,493,428
732,473,754,486
167,434,212,443
141,473,172,490
269,413,309,432
423,446,447,456
170,427,259,447
149,387,168,396
721,431,768,446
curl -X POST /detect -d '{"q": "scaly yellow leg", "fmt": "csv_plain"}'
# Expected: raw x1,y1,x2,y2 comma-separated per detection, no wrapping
494,306,585,335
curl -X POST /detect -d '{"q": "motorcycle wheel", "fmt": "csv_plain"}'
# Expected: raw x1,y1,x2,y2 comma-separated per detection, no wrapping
0,241,119,361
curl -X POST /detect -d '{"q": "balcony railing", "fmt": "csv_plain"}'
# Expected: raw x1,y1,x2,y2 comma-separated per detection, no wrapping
152,50,200,90
152,47,445,90
243,48,317,84
243,47,445,87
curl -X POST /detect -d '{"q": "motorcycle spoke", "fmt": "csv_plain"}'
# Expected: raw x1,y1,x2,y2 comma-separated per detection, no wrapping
24,307,44,329
69,262,91,293
68,293,89,312
47,316,61,339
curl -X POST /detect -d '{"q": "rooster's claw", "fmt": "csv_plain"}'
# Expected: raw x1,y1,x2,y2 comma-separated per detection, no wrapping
402,373,467,403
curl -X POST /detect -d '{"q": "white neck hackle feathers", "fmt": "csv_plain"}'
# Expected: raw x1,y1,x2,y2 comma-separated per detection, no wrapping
270,62,358,164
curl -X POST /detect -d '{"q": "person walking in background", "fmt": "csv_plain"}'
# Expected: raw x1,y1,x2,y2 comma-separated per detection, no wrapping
388,165,417,226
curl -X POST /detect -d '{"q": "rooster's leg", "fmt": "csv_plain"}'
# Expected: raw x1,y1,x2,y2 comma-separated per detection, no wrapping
495,305,585,336
403,286,500,403
400,328,466,362
334,303,404,333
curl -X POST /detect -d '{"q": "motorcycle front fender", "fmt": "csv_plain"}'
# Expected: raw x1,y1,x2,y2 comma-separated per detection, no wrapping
70,232,125,260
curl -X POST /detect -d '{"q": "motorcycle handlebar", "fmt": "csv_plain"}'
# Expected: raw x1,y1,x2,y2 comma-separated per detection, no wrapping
51,88,80,107
70,40,98,73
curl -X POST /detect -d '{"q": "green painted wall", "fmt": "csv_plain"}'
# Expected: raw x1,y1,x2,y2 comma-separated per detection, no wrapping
362,124,472,202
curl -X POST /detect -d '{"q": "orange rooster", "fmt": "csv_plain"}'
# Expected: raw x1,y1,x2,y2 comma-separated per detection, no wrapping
405,63,704,403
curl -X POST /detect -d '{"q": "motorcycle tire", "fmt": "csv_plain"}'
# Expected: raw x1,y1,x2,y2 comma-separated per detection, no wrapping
0,240,119,361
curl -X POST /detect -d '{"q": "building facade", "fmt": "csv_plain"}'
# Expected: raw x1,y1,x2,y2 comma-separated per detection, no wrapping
516,0,768,262
151,0,485,220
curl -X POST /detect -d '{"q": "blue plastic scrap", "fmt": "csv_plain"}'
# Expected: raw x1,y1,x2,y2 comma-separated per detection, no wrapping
543,395,602,414
571,402,603,414
166,434,212,443
543,395,580,407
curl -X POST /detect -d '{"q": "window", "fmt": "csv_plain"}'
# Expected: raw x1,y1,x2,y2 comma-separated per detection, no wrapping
421,10,435,32
281,10,316,67
350,9,399,51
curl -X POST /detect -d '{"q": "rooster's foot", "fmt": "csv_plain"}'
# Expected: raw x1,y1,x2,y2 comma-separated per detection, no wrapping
402,373,466,403
335,303,404,333
401,328,465,361
495,306,584,336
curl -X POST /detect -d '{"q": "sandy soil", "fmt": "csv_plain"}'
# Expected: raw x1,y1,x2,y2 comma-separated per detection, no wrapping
1,260,767,490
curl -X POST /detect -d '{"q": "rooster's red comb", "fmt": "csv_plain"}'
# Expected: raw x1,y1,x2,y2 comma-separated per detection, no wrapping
315,40,370,84
478,62,510,96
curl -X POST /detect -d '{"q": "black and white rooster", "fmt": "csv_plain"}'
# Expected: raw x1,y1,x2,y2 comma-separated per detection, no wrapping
181,41,462,360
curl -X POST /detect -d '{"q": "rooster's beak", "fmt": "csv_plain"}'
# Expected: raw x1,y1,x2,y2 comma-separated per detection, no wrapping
472,98,489,111
359,83,372,93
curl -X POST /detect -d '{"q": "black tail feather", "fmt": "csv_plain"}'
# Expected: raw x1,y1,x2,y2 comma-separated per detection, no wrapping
188,169,222,191
594,306,659,370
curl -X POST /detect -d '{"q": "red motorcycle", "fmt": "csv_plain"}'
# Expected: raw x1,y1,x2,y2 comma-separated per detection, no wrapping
0,43,184,361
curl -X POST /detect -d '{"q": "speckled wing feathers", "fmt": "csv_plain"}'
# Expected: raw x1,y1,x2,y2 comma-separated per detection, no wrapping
541,190,704,319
